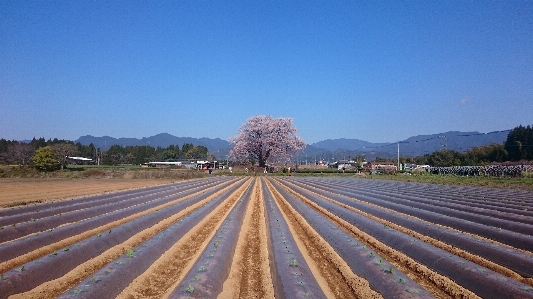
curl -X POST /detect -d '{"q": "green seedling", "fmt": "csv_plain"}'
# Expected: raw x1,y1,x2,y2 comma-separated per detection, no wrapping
108,230,112,234
384,267,393,274
289,258,298,267
97,233,102,237
51,251,58,256
21,266,25,271
379,258,385,264
214,240,220,247
64,247,70,252
198,266,208,272
90,277,101,283
186,283,194,293
395,277,406,284
406,288,421,294
194,275,200,281
126,249,134,258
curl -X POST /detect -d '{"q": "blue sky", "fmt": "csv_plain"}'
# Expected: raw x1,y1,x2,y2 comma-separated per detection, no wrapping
1,1,532,144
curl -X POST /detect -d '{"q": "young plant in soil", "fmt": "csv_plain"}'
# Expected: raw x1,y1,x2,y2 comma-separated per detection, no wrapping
186,283,194,294
289,258,298,267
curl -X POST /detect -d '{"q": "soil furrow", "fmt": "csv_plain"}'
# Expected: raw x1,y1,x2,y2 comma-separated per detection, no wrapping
273,178,478,299
219,178,275,299
7,179,246,299
0,179,236,274
112,178,253,299
283,178,533,283
265,178,383,299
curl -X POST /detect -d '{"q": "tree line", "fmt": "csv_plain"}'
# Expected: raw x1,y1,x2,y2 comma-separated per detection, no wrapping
399,125,533,167
1,124,531,171
0,137,211,170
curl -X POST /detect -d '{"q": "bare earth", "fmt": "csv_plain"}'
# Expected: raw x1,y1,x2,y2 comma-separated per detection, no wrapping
0,178,177,208
1,177,532,298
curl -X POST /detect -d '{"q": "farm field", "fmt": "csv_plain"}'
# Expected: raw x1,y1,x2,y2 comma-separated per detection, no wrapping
1,177,532,298
0,178,178,208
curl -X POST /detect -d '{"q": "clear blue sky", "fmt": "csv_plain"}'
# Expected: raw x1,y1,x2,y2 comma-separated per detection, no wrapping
1,1,532,144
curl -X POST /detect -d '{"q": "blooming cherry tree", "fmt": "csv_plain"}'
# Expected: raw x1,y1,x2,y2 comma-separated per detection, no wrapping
229,115,306,167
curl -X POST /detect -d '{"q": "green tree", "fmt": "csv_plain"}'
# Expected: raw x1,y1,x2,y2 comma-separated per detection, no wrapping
427,150,464,167
30,137,47,149
33,146,59,171
186,145,208,159
505,125,533,161
76,142,96,160
104,145,125,165
181,143,194,159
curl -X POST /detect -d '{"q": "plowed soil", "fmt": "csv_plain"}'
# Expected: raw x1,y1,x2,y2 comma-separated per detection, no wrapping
1,176,532,299
0,178,177,207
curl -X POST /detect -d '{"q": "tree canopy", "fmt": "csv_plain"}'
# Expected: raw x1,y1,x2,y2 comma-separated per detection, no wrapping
505,124,533,161
229,115,306,167
33,146,59,171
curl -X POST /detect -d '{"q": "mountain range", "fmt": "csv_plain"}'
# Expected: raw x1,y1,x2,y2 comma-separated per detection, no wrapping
75,130,510,161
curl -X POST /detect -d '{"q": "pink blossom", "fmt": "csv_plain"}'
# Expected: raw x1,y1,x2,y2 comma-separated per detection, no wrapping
229,115,306,167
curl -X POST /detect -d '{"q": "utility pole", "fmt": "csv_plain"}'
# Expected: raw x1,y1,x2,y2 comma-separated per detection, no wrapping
397,142,400,170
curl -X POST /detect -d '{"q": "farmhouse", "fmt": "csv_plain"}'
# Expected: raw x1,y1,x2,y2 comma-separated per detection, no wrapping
66,156,94,165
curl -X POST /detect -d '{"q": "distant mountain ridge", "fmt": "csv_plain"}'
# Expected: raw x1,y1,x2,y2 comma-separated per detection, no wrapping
74,130,510,159
305,130,509,159
76,133,231,152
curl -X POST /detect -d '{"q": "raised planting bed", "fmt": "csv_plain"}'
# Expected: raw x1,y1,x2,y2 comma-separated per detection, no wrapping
288,177,533,251
285,178,533,279
269,180,434,299
166,183,251,298
275,178,533,299
263,180,327,299
0,179,245,298
56,179,251,299
0,178,237,263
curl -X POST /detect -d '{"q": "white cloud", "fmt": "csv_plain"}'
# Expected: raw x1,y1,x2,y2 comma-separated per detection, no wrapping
460,97,471,105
